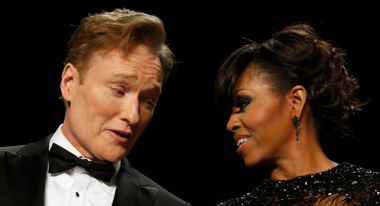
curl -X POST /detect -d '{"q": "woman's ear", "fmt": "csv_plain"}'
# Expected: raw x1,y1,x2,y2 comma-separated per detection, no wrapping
288,85,307,117
60,63,80,103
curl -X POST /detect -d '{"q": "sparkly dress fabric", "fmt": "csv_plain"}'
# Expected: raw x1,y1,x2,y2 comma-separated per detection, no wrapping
217,163,380,205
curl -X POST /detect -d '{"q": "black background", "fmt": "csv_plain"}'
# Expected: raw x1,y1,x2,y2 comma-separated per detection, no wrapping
2,0,380,205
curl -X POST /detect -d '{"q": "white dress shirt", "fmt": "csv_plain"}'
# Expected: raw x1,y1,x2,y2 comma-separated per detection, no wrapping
45,125,121,206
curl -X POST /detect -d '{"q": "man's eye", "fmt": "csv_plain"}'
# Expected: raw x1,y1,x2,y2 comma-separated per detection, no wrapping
111,88,125,96
146,99,157,107
143,96,159,109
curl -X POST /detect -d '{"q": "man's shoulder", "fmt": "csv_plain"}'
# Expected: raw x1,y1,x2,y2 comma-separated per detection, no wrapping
121,159,191,205
121,160,161,186
0,144,25,157
0,136,51,158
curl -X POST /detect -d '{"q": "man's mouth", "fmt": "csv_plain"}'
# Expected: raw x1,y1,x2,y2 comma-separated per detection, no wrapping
114,131,131,139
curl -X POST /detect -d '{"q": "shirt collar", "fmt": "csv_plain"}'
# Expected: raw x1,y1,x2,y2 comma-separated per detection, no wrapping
49,124,121,178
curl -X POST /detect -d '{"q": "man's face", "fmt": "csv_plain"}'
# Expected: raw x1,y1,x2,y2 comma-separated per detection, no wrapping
60,44,162,162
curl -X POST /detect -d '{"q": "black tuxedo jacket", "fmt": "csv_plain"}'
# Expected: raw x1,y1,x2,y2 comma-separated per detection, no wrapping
0,136,191,206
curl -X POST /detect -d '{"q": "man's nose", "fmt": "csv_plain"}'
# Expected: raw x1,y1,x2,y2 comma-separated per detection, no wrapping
120,95,140,125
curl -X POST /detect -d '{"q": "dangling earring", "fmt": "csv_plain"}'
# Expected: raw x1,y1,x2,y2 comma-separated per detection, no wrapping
292,116,300,144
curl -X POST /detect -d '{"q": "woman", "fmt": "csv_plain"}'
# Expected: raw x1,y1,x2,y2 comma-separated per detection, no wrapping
215,23,380,205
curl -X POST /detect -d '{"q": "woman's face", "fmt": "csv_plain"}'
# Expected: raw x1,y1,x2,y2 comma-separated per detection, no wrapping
226,64,295,168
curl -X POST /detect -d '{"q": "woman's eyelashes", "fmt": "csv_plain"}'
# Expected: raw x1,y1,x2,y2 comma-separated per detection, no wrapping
233,96,251,112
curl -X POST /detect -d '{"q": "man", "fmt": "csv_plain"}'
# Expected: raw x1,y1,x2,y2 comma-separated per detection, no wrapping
0,8,190,206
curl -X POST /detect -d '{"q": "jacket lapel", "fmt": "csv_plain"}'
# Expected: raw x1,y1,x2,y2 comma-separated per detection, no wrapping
5,137,50,206
112,159,158,206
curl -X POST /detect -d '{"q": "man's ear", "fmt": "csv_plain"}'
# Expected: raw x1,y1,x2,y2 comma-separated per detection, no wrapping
60,63,80,103
288,85,308,117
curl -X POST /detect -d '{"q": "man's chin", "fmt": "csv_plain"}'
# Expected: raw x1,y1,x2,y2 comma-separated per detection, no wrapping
105,150,130,162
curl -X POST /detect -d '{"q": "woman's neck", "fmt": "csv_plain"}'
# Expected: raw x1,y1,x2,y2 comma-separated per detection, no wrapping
269,134,337,181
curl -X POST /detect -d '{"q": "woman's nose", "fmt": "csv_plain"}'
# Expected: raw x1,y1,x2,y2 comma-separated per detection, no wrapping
226,115,240,132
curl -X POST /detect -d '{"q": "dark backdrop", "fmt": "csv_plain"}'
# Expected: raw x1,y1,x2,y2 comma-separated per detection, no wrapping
2,0,379,205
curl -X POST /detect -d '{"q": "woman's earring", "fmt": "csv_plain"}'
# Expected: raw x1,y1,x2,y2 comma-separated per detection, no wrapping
292,116,301,144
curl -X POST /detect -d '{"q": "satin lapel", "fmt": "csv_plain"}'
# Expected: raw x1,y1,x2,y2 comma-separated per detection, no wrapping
112,159,158,206
6,137,50,206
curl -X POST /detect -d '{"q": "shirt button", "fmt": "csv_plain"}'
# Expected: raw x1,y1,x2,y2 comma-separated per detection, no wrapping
75,192,80,197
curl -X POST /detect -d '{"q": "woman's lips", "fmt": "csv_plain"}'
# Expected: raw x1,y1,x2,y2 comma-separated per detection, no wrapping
234,135,251,154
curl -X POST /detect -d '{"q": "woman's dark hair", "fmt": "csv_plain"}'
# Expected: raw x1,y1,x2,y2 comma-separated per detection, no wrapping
215,23,365,143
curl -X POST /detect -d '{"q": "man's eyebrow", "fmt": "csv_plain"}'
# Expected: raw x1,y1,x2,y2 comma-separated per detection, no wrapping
143,83,162,94
109,73,138,81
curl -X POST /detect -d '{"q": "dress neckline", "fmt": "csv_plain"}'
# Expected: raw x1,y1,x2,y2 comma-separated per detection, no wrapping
264,162,346,184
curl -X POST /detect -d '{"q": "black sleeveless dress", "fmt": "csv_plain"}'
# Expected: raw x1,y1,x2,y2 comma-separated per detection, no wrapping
217,163,380,205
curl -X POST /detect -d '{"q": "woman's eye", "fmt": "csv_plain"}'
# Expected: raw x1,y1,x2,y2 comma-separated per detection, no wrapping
233,97,250,112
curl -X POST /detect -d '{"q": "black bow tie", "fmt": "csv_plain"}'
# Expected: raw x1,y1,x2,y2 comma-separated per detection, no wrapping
48,143,115,182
